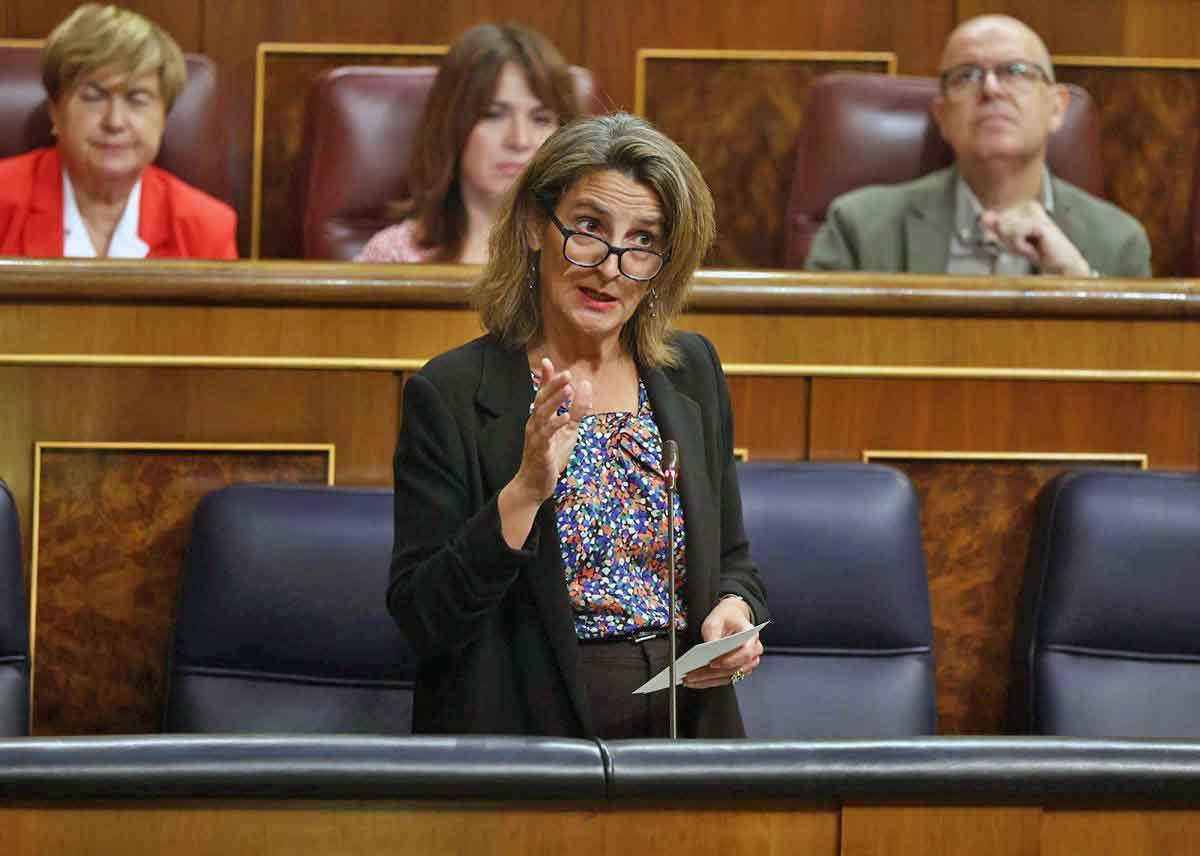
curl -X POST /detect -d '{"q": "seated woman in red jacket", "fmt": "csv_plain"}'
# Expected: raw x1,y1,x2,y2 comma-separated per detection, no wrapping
0,4,236,259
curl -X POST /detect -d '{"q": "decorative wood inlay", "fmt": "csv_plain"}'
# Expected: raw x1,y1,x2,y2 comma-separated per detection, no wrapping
252,43,446,260
1054,57,1200,278
638,51,894,268
862,453,1145,734
30,443,333,735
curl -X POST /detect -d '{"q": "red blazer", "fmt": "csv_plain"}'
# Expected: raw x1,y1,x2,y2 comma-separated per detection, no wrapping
0,147,237,259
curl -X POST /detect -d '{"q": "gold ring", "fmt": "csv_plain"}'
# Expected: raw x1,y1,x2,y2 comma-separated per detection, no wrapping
731,668,746,685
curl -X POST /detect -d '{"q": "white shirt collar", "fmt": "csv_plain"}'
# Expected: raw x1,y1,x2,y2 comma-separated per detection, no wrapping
62,169,149,259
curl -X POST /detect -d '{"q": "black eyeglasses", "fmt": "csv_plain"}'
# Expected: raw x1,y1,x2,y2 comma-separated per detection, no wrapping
939,60,1053,99
542,207,669,282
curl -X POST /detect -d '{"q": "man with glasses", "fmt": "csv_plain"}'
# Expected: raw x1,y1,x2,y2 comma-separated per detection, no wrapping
806,15,1150,277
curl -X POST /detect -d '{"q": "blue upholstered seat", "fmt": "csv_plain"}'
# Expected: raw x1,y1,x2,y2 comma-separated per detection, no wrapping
734,462,935,737
165,484,416,734
0,479,30,737
1010,469,1200,737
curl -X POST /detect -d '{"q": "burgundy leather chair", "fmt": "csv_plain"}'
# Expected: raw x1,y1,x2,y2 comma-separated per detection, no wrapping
0,44,231,205
294,64,601,261
784,71,1104,268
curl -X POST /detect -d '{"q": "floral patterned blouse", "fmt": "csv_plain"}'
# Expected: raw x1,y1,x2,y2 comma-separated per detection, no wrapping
532,372,688,640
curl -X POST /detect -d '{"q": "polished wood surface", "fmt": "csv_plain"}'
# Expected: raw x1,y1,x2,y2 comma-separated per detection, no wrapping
4,262,1200,733
1,1,204,51
4,260,1200,315
3,799,840,855
842,805,1043,856
1056,61,1200,277
596,0,949,112
727,376,810,461
956,0,1200,57
5,799,1200,855
1043,807,1200,856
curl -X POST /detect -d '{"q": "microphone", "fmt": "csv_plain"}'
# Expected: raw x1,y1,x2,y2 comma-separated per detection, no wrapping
662,439,679,739
662,440,678,489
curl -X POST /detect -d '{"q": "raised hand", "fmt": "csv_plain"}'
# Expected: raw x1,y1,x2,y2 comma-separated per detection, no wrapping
498,358,593,549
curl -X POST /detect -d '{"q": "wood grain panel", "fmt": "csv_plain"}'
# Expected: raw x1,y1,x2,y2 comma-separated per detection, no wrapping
680,313,1200,373
955,1,1200,58
32,445,331,735
0,365,401,624
1056,61,1200,277
726,376,809,461
255,48,443,260
588,0,953,115
7,798,1200,855
811,378,1200,733
1044,807,1200,856
3,800,839,856
0,1,203,48
841,805,1041,856
810,379,1200,466
641,54,892,268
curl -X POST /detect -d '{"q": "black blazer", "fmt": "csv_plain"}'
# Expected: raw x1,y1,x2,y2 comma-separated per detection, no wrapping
388,331,768,737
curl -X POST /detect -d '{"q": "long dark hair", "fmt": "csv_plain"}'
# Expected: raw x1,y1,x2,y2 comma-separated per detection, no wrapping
397,22,580,262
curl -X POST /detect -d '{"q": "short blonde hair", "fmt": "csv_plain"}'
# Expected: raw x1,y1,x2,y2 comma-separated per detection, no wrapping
474,113,715,369
42,4,188,112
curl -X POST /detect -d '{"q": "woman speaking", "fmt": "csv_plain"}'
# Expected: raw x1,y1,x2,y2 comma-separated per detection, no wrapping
389,113,767,739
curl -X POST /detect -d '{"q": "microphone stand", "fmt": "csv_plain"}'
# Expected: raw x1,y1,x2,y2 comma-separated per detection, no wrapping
663,440,679,740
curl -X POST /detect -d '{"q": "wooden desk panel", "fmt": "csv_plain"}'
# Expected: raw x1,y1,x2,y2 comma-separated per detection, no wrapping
5,800,1200,855
3,799,840,856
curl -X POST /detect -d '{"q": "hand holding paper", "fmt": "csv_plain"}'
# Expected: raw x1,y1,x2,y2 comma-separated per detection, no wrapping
633,622,770,694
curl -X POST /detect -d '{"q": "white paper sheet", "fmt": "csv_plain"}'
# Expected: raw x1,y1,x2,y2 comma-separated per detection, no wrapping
632,621,770,694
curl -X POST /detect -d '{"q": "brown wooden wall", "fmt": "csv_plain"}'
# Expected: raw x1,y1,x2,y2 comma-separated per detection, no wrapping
4,0,1200,268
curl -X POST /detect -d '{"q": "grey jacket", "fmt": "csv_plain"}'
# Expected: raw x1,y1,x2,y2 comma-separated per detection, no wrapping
805,166,1152,277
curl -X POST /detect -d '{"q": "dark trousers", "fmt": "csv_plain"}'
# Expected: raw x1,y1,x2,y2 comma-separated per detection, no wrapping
578,635,673,739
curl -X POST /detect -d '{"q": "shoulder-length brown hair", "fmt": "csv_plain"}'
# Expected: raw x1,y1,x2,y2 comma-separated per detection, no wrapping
398,23,579,262
474,112,716,369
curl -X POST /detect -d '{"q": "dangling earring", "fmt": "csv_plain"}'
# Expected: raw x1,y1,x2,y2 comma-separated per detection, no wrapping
527,251,540,292
646,287,658,318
